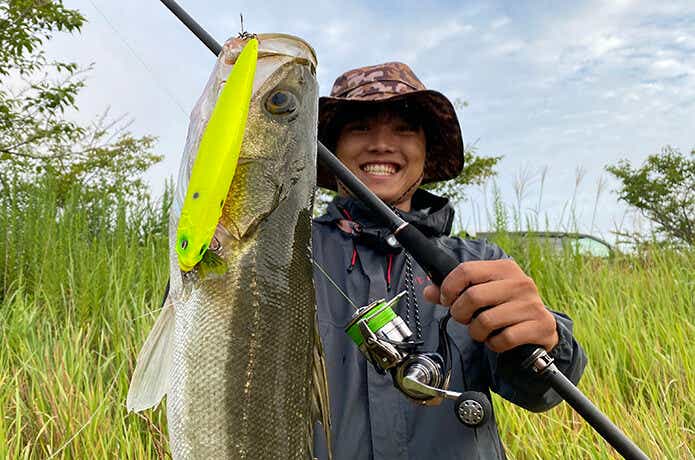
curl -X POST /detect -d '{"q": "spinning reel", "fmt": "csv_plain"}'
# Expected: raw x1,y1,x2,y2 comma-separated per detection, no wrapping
345,292,493,428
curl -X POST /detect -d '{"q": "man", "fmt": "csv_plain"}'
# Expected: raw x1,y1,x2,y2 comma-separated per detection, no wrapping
311,62,586,459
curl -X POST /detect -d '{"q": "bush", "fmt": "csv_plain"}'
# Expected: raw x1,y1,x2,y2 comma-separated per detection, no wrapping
606,146,694,246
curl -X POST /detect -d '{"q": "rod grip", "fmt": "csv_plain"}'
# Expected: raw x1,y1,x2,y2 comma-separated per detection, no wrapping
395,224,459,285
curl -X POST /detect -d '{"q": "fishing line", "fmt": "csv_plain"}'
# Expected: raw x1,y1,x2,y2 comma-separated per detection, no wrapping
86,0,189,118
128,306,165,323
311,258,359,310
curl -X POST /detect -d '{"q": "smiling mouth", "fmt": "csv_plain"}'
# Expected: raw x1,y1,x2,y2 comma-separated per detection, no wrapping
360,163,401,176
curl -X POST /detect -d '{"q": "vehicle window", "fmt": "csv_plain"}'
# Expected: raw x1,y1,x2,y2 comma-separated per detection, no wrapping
574,237,611,257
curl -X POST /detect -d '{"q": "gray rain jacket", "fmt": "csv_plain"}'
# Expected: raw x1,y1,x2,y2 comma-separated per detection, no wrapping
312,189,587,460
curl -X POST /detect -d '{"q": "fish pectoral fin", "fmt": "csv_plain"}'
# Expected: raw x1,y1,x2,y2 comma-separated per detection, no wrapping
311,321,333,460
126,294,176,412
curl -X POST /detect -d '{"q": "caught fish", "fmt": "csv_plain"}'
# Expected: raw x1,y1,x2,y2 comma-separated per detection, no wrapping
127,33,331,460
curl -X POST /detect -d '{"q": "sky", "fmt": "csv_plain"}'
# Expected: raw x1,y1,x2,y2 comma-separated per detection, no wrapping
43,0,695,242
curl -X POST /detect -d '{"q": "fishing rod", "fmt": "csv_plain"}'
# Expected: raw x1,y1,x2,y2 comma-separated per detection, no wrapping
158,1,650,458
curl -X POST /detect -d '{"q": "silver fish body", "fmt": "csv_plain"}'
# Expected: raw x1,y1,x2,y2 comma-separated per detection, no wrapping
128,34,330,460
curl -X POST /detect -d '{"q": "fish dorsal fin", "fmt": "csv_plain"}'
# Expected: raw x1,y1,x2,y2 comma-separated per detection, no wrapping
310,321,333,460
126,293,176,412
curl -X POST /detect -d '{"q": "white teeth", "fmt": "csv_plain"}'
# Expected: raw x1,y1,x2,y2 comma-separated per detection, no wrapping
362,164,397,175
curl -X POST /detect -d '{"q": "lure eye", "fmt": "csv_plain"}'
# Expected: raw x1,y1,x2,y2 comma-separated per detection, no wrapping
180,239,188,250
265,90,296,115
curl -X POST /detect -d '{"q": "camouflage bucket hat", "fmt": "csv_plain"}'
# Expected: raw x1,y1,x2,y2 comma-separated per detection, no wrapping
317,61,464,190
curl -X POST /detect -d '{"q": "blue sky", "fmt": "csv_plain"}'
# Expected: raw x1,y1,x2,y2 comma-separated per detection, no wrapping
45,0,695,241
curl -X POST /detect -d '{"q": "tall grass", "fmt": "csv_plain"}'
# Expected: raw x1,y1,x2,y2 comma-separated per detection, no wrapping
0,180,171,458
483,233,694,459
1,180,693,458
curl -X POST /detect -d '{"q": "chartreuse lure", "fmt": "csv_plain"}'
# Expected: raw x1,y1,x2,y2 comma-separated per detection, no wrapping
176,38,258,272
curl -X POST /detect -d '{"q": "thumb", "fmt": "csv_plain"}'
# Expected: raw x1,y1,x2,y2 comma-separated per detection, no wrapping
423,284,441,304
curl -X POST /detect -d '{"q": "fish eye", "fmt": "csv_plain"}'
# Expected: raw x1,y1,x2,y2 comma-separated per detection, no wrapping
265,90,297,115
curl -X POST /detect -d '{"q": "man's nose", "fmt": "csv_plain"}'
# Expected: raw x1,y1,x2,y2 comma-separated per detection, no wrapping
366,125,397,154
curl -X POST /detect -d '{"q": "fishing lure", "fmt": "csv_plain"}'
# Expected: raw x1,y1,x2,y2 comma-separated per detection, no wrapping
175,38,258,271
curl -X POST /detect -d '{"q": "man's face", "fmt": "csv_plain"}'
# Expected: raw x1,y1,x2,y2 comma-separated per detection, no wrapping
335,109,426,211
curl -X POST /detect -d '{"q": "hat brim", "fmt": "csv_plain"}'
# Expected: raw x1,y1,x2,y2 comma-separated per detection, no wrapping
316,90,464,191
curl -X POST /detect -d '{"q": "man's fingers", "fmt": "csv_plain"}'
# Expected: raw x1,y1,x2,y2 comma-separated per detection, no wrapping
448,277,534,324
486,320,557,353
423,284,440,304
439,260,520,306
466,301,529,343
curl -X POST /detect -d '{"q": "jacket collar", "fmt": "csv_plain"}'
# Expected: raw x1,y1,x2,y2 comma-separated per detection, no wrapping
315,188,455,238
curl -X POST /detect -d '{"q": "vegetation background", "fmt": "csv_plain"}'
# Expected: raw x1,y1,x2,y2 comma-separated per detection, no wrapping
1,181,692,459
1,1,693,459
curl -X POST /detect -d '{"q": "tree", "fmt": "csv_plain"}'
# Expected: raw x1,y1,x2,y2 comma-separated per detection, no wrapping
0,0,162,209
423,142,500,204
606,146,694,245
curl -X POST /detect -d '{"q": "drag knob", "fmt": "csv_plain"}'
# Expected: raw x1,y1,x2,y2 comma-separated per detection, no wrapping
454,391,491,428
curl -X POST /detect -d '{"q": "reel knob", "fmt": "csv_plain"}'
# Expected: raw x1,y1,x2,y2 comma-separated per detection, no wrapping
454,391,491,428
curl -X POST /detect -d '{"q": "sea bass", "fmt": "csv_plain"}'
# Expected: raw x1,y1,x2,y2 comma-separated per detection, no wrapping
127,34,331,460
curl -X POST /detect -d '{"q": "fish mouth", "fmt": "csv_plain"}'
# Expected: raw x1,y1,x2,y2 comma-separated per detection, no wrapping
224,34,317,73
359,162,402,177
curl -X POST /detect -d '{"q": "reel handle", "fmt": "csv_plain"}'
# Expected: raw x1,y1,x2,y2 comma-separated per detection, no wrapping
400,373,491,428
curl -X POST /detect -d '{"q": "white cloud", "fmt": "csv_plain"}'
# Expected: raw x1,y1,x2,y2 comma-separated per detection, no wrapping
650,58,689,77
491,16,510,29
397,18,473,63
489,39,524,56
589,34,624,57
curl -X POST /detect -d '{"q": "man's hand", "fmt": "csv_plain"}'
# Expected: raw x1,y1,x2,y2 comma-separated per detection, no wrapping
423,260,558,353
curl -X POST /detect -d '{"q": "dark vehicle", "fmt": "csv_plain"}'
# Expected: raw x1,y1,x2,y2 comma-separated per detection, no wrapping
473,231,614,258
